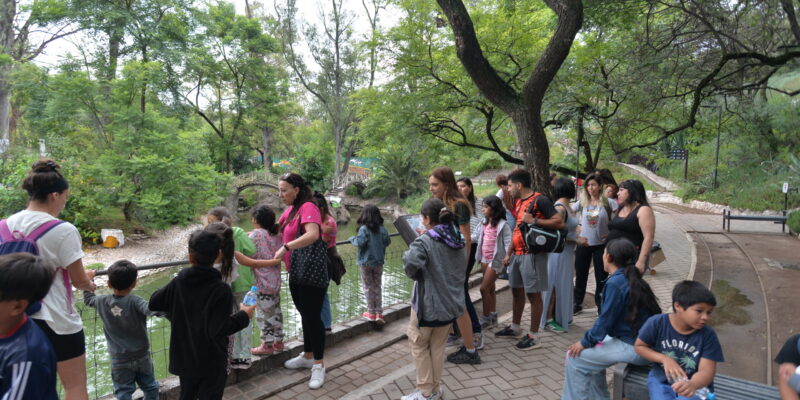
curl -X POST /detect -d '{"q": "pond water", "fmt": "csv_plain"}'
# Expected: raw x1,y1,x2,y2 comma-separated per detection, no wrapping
79,213,411,398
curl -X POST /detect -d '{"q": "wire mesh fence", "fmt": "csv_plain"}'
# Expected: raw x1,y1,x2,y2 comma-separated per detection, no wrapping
77,234,410,399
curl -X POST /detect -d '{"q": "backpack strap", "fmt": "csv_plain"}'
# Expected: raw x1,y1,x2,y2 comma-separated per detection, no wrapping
0,220,12,242
28,219,65,241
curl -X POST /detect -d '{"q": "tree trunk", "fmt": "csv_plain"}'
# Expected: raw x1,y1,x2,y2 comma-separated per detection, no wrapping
511,107,553,197
107,30,122,81
261,125,272,169
436,0,583,194
0,72,9,148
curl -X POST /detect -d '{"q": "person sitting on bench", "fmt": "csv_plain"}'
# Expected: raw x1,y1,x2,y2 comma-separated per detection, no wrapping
561,238,662,400
635,281,724,400
776,334,800,400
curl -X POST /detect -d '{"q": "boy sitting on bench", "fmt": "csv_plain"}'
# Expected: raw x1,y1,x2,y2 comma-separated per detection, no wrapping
635,281,724,399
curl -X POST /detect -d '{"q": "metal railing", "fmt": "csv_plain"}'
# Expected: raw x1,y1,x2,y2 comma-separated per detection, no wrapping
78,233,409,399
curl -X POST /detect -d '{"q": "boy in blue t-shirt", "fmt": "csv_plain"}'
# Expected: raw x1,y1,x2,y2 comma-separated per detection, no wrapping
635,280,724,400
0,253,58,400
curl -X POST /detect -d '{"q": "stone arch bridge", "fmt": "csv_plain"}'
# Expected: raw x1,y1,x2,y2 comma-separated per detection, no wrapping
223,170,280,213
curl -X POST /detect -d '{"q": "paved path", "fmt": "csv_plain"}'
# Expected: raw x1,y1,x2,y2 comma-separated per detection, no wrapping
222,210,698,400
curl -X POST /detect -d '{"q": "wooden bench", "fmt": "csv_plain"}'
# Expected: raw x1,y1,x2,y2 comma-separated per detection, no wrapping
723,209,788,233
611,363,780,400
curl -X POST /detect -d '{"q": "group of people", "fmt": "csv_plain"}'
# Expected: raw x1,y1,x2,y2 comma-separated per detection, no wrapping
398,166,662,400
0,161,394,399
2,159,799,400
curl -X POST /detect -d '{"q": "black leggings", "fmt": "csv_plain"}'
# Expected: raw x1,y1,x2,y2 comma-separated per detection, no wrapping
290,283,327,360
453,243,481,335
573,244,608,311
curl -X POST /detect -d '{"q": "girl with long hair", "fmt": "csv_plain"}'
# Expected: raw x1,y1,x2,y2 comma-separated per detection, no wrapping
475,195,511,330
428,167,482,364
349,204,391,323
312,192,336,333
401,198,467,400
205,206,256,365
562,238,662,400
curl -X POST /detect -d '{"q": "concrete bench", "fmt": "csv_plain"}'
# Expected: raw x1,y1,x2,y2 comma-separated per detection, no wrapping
611,363,780,400
723,209,787,232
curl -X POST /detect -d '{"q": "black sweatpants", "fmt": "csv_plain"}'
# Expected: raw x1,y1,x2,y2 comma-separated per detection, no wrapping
573,244,608,312
179,373,227,400
290,283,327,360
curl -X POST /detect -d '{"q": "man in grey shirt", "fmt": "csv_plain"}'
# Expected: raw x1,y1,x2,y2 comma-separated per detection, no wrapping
84,260,160,400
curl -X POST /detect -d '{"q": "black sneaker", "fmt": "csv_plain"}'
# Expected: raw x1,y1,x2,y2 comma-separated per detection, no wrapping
573,305,583,315
494,325,524,339
446,346,481,364
515,334,542,351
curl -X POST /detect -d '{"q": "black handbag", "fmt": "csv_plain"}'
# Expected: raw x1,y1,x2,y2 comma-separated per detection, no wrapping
520,223,567,254
326,246,346,285
288,226,330,288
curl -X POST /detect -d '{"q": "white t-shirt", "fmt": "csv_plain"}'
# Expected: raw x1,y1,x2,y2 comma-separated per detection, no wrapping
6,210,85,334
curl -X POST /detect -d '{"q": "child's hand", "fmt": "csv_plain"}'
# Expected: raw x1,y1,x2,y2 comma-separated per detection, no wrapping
671,378,696,397
86,269,96,279
779,363,797,382
240,303,256,318
661,356,687,383
275,246,287,260
576,237,588,247
502,255,511,266
566,342,585,358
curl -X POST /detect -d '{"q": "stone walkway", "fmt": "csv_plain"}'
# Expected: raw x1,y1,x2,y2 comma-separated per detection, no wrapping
222,210,697,400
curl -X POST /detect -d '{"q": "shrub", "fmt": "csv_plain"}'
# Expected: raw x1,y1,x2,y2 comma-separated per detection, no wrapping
788,211,800,234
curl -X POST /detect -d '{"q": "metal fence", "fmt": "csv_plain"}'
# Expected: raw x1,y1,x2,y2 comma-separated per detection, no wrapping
78,234,410,399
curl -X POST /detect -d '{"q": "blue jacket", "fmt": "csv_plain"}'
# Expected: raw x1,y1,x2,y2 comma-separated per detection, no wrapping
580,269,649,348
349,225,391,267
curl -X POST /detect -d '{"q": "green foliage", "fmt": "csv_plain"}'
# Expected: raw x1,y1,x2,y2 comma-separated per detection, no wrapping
364,150,428,200
788,211,800,234
0,151,39,219
292,125,334,193
463,152,503,176
400,191,431,214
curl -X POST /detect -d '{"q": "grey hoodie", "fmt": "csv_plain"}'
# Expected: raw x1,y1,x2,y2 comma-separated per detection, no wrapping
403,230,466,326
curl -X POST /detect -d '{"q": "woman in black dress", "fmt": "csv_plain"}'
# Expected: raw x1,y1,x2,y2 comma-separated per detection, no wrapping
607,180,656,274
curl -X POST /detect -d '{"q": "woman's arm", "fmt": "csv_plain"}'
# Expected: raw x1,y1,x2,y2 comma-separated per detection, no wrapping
234,251,281,268
637,206,656,273
67,259,96,291
275,222,321,260
459,221,471,257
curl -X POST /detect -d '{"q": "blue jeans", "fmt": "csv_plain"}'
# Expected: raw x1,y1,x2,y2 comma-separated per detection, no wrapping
321,292,332,329
647,375,703,400
562,336,647,400
111,355,159,400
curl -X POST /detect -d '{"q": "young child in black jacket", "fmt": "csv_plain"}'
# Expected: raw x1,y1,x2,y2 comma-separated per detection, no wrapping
150,230,255,400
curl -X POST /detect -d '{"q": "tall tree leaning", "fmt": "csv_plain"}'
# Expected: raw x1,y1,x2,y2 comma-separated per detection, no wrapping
436,0,582,194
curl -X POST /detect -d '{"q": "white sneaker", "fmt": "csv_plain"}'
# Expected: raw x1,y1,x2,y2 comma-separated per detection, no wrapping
401,390,433,400
284,353,314,369
432,384,445,399
308,364,325,389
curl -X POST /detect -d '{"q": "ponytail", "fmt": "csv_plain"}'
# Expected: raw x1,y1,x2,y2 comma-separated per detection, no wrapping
205,222,235,281
605,238,661,333
421,198,454,225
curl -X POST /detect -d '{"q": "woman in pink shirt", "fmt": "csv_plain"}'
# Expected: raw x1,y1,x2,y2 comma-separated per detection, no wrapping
273,173,327,390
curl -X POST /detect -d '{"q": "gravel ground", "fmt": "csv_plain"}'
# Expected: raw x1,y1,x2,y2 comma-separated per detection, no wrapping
82,224,201,282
